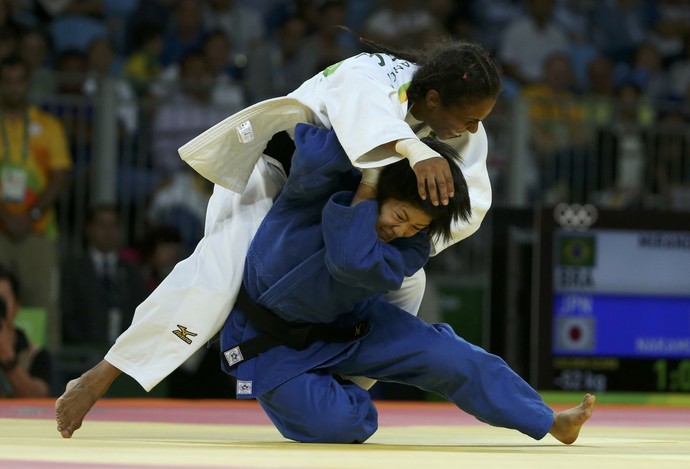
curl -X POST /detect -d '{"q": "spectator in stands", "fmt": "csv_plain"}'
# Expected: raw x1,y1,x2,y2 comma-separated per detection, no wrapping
137,224,183,295
590,0,650,65
83,36,138,136
497,0,570,91
18,28,56,102
582,56,618,127
148,50,225,250
54,49,88,96
51,49,92,173
652,95,690,210
150,50,228,174
46,3,107,56
550,0,599,91
198,30,246,108
470,0,524,54
152,30,246,109
645,0,690,66
623,42,671,104
146,166,213,254
123,22,165,97
301,0,360,74
243,15,312,102
521,51,587,202
0,0,22,44
0,264,53,397
594,82,655,208
203,0,266,70
442,3,475,40
99,0,138,57
0,55,72,350
160,0,207,67
123,0,174,55
50,46,93,198
84,35,123,78
342,0,376,39
668,33,690,99
428,0,463,32
588,54,611,88
61,204,147,349
0,23,18,61
363,0,437,50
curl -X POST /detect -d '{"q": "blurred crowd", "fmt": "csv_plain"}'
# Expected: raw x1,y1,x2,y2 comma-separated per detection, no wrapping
2,0,690,398
2,0,690,111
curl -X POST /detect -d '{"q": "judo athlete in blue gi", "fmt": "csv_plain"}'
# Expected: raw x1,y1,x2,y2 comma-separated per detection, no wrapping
220,124,595,445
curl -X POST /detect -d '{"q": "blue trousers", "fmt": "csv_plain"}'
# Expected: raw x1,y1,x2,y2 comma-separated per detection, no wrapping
256,300,554,443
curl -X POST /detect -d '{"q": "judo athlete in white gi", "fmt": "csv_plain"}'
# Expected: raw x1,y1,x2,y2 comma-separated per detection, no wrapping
55,37,592,440
220,123,593,444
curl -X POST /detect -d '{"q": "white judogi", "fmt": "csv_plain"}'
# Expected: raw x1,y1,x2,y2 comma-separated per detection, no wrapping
105,53,493,391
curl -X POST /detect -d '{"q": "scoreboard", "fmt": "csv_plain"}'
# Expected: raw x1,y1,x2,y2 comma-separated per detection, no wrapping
531,207,690,392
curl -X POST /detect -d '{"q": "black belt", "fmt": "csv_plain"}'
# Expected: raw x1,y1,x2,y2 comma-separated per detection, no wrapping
222,285,370,368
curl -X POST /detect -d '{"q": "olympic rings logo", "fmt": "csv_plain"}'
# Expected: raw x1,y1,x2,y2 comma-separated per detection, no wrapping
554,203,599,231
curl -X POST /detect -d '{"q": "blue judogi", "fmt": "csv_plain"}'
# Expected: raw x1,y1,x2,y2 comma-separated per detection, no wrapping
221,124,554,443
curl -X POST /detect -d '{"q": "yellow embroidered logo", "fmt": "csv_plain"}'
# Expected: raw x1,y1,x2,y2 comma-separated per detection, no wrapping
172,325,197,344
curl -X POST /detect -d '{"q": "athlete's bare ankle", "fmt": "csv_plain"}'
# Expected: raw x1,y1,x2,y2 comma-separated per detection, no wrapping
73,361,122,396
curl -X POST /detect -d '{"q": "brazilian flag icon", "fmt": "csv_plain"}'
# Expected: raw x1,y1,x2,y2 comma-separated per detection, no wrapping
559,236,596,266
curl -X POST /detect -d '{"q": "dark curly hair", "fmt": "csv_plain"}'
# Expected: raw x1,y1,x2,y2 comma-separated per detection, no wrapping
341,27,502,110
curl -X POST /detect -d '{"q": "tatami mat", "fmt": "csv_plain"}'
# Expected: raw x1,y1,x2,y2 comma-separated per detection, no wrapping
1,398,689,469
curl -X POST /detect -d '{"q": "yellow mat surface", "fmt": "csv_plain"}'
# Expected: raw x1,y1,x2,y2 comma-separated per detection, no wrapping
1,399,689,469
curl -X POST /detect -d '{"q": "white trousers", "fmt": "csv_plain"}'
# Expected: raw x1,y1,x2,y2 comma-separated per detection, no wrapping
105,156,426,391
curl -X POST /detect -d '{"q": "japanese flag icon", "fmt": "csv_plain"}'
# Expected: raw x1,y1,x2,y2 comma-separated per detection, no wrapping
554,316,596,353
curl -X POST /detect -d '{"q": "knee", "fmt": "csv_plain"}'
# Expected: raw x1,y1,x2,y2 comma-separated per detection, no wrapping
273,383,378,444
287,404,378,444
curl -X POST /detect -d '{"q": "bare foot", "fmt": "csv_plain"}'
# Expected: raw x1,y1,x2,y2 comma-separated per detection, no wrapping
549,393,596,444
55,360,121,438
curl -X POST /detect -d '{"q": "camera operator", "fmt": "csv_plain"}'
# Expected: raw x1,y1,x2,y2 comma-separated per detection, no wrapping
0,265,52,397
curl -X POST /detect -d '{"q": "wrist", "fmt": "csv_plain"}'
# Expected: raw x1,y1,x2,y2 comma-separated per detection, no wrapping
395,138,441,167
352,183,377,205
360,168,381,188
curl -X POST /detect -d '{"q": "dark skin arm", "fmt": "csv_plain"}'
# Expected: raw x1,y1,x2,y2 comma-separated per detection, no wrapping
375,141,454,206
352,182,377,205
412,156,454,206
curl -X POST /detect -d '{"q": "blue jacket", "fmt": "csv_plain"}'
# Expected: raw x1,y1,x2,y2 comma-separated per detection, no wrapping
221,124,430,397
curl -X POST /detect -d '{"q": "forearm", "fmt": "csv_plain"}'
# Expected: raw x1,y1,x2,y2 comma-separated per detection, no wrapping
351,167,380,205
323,195,409,290
351,183,377,206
